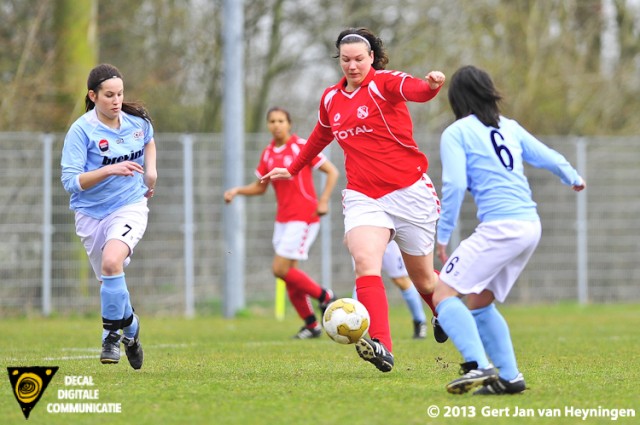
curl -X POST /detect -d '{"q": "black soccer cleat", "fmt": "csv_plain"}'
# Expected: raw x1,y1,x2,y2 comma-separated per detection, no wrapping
431,316,449,343
413,320,427,339
474,373,526,395
100,331,121,364
293,325,323,339
446,361,498,394
122,314,144,370
355,337,394,373
318,289,335,317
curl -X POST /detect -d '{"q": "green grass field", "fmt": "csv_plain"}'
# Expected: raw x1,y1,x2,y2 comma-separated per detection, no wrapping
1,302,638,425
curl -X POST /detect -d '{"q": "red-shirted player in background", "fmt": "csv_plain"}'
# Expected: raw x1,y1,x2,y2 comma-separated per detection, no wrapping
224,107,339,339
263,28,446,372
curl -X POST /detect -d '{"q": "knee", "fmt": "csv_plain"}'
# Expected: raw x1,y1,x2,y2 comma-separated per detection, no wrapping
101,256,124,276
466,291,495,310
353,256,382,277
271,264,289,279
412,271,437,294
391,276,411,291
413,279,434,295
432,280,458,307
432,287,447,307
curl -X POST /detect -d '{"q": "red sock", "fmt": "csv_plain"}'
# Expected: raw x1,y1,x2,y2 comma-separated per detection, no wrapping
284,268,323,299
420,291,437,316
287,286,316,324
420,269,440,316
356,275,392,351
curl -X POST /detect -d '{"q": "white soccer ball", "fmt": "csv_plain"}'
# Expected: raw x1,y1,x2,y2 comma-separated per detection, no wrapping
322,298,370,344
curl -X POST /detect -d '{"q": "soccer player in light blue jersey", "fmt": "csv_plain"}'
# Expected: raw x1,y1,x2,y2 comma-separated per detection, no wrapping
433,65,586,395
61,64,157,370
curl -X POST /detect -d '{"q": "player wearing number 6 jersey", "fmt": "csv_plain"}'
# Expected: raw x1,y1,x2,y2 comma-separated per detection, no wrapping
61,64,157,370
434,65,586,395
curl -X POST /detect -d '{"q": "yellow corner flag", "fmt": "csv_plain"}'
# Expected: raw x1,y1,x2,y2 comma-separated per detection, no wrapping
275,278,286,321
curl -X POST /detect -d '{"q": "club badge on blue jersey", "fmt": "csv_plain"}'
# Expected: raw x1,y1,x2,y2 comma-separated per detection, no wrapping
98,139,111,156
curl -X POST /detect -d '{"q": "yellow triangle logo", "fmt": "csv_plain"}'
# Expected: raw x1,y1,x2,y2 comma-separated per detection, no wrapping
7,366,59,419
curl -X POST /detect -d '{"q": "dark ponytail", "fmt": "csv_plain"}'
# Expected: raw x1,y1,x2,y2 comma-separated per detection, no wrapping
448,65,501,128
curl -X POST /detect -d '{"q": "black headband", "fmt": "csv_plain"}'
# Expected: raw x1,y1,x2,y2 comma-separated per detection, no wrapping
89,75,119,91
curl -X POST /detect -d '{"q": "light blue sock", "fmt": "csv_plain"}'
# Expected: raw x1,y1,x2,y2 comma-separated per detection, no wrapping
118,274,138,339
352,286,357,299
401,286,426,323
472,304,519,380
102,329,114,341
100,274,129,339
436,297,490,369
123,314,138,339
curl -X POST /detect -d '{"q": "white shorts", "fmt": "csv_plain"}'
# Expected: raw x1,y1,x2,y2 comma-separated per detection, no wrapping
439,219,542,303
75,199,149,280
382,240,408,279
273,221,320,261
342,174,440,256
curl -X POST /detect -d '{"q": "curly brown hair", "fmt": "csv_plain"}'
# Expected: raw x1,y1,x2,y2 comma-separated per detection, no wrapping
335,28,389,70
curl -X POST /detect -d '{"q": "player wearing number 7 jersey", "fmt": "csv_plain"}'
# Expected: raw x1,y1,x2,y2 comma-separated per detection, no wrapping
434,65,586,395
61,64,157,370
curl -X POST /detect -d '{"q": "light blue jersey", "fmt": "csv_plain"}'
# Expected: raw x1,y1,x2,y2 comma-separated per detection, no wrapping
437,115,581,245
61,109,154,220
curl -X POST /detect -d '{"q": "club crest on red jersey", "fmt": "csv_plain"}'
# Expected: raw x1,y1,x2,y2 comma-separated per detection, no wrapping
357,106,369,119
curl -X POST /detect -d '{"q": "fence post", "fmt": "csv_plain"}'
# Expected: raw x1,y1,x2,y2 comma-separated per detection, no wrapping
42,133,54,316
576,137,588,304
321,145,333,290
222,0,246,317
182,135,195,318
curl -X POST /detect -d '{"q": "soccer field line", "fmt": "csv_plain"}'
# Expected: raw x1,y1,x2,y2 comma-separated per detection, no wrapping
1,343,192,362
243,340,306,347
2,341,310,362
43,343,192,361
43,354,99,361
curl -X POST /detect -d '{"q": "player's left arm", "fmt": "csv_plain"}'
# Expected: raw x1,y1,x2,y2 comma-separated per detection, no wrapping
316,159,339,216
518,125,585,189
384,70,444,103
143,138,158,198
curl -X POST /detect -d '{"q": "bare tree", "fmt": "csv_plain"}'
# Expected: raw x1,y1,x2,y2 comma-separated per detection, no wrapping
0,0,638,135
0,0,52,130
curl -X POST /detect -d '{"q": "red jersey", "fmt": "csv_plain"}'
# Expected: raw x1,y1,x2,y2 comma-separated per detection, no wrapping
256,134,326,223
288,68,441,199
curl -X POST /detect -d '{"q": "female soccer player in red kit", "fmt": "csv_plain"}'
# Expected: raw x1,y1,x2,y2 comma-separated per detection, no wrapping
262,28,446,372
224,107,339,339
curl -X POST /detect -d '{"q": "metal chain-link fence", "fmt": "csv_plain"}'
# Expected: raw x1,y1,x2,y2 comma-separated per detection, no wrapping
0,132,637,316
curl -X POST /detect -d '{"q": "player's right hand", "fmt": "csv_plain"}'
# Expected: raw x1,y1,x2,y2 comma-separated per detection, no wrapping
436,243,449,264
110,161,144,177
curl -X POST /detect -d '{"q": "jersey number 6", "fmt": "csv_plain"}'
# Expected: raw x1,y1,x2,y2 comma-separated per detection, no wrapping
490,130,513,171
